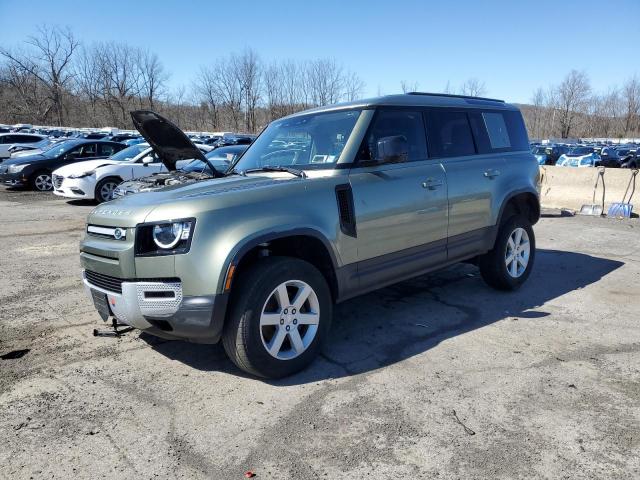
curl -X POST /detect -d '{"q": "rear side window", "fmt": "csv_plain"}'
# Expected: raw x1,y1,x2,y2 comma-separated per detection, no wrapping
99,144,117,156
425,110,476,158
359,109,428,163
482,113,510,149
469,110,529,153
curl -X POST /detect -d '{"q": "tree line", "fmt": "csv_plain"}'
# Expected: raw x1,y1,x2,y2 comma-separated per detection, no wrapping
1,26,639,139
522,70,640,139
0,25,366,133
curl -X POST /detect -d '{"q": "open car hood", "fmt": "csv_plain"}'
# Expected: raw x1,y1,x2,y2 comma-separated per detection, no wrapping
130,110,208,171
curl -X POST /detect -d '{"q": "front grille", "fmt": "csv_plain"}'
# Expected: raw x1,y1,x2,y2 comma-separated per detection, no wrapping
52,174,63,189
85,270,123,294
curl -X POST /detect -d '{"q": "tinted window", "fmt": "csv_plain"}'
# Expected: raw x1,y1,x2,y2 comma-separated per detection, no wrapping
482,113,511,149
469,110,529,153
426,110,475,158
99,144,117,156
78,143,97,157
359,110,427,163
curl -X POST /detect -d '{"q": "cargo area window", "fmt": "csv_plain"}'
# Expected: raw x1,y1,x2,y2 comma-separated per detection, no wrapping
482,112,511,149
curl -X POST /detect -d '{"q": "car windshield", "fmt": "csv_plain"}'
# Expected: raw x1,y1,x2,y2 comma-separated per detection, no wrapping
232,109,362,172
42,140,83,157
533,147,548,155
569,147,592,155
181,158,228,174
109,144,148,161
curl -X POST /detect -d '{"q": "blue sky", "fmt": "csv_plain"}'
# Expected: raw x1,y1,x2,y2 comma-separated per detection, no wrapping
1,0,638,103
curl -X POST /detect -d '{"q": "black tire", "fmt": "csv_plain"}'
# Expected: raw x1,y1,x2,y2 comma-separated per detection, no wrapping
222,257,332,378
95,177,121,203
479,214,535,291
30,170,53,191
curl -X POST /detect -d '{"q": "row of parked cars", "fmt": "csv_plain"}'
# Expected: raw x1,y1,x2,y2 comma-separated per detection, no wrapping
530,142,640,168
0,123,254,202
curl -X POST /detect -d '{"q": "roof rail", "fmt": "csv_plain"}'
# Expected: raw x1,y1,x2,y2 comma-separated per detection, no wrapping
406,91,505,103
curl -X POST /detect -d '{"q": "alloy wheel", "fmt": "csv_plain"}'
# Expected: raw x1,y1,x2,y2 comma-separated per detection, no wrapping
34,174,53,191
259,279,320,360
99,182,118,202
505,227,530,278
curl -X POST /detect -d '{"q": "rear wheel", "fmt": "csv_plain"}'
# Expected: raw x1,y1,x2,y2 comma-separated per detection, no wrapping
222,257,332,378
95,177,120,203
479,215,535,291
30,171,53,191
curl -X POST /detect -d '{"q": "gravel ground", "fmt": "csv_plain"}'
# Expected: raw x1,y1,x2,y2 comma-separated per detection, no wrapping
0,187,639,479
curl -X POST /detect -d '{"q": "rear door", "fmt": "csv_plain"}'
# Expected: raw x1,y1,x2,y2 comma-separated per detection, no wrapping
349,109,448,291
425,108,504,261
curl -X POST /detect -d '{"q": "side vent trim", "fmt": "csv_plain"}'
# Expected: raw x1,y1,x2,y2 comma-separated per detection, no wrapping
335,184,357,237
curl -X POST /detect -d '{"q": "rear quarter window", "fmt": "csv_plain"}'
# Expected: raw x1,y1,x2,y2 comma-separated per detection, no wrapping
469,110,529,154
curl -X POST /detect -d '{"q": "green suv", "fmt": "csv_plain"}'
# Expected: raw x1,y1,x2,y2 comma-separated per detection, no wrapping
81,93,540,378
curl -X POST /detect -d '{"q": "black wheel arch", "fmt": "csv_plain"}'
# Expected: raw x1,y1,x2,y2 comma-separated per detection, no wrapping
220,228,341,302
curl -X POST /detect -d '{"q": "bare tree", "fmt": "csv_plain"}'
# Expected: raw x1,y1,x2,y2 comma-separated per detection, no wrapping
400,80,419,93
532,87,547,139
235,49,261,132
459,78,487,97
0,25,79,125
344,71,365,101
555,70,591,138
137,49,168,110
622,76,640,137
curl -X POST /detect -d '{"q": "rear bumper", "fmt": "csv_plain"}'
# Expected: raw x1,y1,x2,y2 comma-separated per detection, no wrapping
83,270,228,343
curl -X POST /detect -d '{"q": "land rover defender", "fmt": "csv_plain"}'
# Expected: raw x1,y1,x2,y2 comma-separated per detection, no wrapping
81,93,540,378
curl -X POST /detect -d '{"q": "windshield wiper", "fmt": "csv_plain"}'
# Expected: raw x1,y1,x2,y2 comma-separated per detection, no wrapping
226,167,247,177
243,165,307,178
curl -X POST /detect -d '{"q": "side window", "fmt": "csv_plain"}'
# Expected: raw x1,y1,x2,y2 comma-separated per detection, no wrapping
80,143,97,157
358,110,427,163
425,110,476,158
99,144,116,156
469,110,529,153
482,113,510,149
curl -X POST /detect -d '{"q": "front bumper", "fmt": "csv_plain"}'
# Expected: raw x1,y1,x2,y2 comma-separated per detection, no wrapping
53,176,94,199
83,270,228,343
0,171,27,186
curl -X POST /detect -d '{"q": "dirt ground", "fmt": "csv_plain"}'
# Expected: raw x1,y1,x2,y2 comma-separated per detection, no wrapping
0,187,639,479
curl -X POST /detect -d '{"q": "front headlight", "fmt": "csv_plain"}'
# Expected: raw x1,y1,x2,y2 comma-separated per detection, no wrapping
8,164,29,173
136,219,195,256
68,170,95,179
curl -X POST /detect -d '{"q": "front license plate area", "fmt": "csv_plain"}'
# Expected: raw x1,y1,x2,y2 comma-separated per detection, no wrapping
91,289,111,321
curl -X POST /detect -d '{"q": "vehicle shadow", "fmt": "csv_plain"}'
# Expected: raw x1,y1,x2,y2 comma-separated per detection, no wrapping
143,249,623,384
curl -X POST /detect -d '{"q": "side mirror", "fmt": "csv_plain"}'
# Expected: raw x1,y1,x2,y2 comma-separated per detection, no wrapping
375,135,409,164
142,156,153,166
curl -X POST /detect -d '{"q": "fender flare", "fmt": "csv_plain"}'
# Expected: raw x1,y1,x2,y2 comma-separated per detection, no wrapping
217,227,341,294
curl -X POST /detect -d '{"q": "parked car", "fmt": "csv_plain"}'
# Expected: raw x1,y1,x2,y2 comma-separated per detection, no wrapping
620,149,639,169
0,133,47,161
81,94,539,378
113,144,248,198
0,139,125,191
556,146,598,167
52,143,153,203
531,145,569,165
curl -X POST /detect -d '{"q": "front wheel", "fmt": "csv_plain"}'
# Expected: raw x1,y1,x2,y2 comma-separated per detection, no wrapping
479,215,536,291
95,177,120,203
30,171,53,191
222,257,332,378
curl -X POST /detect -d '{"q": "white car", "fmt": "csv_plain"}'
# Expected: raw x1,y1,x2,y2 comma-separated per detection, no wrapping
52,142,213,203
52,143,160,202
556,148,600,168
0,133,47,160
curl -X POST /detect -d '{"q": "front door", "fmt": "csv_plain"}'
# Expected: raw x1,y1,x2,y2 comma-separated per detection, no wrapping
349,109,448,292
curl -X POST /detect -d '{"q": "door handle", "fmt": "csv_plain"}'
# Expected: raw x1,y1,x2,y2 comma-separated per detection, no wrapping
483,169,501,178
422,178,443,190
